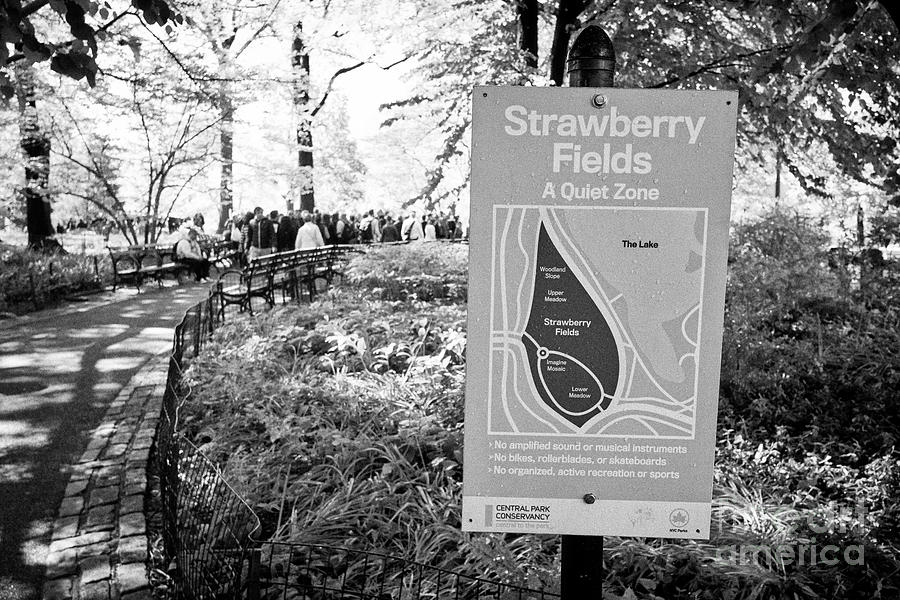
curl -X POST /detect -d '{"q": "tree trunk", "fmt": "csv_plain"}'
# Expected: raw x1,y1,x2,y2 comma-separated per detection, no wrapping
292,20,314,213
774,148,782,199
857,204,865,248
14,63,53,248
517,0,539,68
218,88,234,233
549,0,593,85
549,0,588,86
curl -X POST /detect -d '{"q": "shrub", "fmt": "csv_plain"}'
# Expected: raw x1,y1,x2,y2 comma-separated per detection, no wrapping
345,244,468,300
180,290,560,590
721,210,900,458
0,244,110,314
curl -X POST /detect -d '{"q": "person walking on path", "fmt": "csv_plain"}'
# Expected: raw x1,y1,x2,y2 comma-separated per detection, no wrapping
240,211,254,264
248,207,276,260
295,212,325,250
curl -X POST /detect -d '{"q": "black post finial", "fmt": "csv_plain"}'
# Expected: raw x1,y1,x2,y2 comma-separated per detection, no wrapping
566,25,616,88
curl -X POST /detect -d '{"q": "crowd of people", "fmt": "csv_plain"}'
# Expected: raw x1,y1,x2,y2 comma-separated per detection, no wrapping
224,207,466,264
159,207,469,281
52,214,199,242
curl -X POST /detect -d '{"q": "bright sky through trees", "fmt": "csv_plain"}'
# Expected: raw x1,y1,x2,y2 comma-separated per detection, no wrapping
1,0,897,246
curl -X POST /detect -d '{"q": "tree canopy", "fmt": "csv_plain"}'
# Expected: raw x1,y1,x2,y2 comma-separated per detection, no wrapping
2,0,899,245
1,0,180,93
380,0,898,215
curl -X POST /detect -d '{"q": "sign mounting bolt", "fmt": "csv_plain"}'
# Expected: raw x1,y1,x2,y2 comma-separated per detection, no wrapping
583,493,596,504
591,94,607,109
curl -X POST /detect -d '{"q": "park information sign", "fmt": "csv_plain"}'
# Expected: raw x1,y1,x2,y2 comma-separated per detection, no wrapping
462,86,737,539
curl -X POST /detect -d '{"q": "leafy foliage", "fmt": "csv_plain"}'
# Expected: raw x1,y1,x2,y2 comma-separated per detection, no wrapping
179,231,900,598
380,0,545,208
383,1,899,215
722,209,900,457
179,290,562,587
48,67,221,245
344,243,468,300
0,0,182,90
0,242,110,312
611,1,900,200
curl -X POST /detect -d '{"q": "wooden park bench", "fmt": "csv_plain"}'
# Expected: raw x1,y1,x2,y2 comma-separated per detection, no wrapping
216,246,354,316
108,235,238,291
197,235,240,269
108,244,190,290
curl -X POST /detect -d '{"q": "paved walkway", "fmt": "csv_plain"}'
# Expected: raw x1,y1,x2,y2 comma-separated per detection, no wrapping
42,356,168,600
0,284,211,600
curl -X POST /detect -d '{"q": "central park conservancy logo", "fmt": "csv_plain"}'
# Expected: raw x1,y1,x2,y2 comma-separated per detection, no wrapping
486,504,552,527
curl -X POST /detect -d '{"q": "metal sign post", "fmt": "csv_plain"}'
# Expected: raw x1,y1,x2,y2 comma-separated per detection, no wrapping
560,25,615,600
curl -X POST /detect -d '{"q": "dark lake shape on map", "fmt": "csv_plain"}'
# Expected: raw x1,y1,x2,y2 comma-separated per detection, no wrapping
522,223,619,428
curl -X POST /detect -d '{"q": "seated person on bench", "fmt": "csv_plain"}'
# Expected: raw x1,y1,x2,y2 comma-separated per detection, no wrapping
175,226,211,282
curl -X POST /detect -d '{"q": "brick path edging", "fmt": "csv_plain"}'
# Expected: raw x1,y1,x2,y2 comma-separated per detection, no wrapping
43,354,170,600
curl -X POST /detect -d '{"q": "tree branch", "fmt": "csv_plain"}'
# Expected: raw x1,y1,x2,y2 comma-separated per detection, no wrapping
55,95,124,208
163,157,216,221
310,55,412,118
22,0,51,17
137,14,228,91
788,0,880,103
231,0,282,59
648,45,791,88
96,9,138,34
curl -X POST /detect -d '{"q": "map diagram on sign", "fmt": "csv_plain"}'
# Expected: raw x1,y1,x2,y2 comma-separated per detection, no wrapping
489,206,707,438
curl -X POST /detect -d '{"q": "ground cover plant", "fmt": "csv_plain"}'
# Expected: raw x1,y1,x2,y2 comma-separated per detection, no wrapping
180,217,900,599
344,243,468,301
0,244,110,315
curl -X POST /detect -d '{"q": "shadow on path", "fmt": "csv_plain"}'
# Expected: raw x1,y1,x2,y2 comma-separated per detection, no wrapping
0,284,211,600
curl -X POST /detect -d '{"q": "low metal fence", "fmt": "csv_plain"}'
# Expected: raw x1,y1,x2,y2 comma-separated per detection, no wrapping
172,439,260,600
249,542,557,600
156,290,227,567
153,273,559,600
